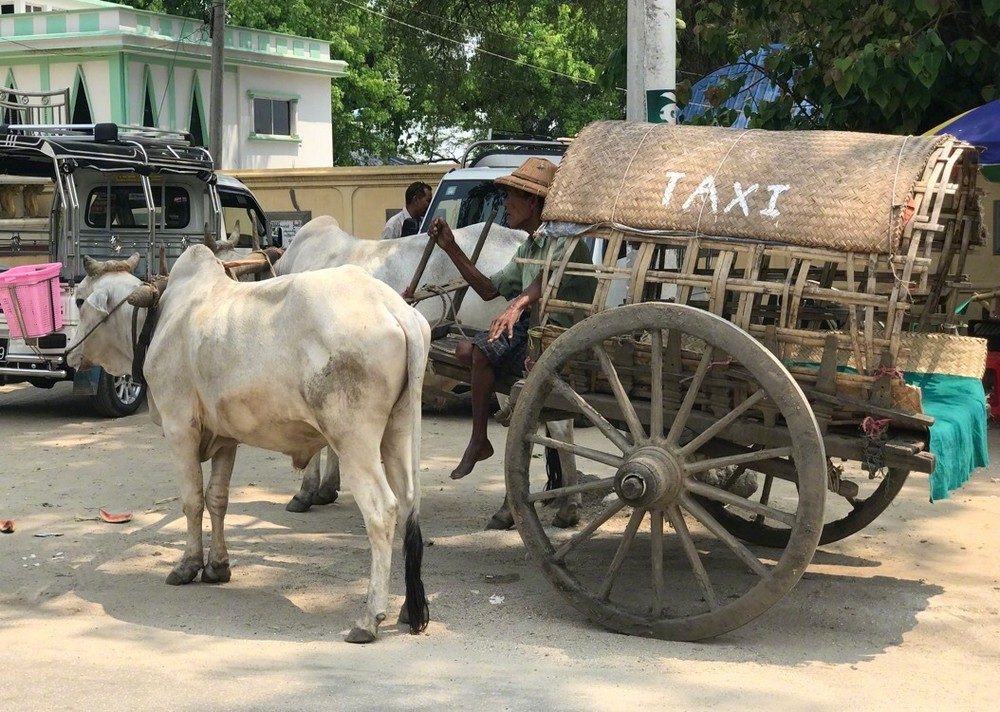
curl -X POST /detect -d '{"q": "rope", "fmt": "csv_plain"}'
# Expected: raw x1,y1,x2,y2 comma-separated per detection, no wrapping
609,123,657,225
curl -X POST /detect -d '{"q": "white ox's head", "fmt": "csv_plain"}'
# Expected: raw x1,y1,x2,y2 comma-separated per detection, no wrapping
65,253,144,375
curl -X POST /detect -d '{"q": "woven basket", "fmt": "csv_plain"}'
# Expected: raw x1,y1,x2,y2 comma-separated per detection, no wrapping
542,121,978,255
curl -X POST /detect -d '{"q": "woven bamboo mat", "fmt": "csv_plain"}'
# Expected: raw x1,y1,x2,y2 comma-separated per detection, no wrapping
542,121,971,254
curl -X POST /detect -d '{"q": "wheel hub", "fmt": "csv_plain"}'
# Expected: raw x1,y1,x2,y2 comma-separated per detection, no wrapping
613,445,684,508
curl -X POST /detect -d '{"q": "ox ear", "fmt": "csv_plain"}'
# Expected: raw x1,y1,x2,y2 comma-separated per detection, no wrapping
203,222,218,253
125,253,141,273
83,255,102,277
127,282,162,308
85,288,110,316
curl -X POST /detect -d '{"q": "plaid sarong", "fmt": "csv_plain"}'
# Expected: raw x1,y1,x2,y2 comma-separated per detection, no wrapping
471,311,530,379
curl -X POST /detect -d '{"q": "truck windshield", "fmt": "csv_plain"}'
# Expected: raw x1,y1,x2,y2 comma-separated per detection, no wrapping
423,179,506,232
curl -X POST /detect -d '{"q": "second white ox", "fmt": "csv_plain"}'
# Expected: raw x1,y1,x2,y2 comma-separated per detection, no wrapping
65,246,432,644
272,217,581,529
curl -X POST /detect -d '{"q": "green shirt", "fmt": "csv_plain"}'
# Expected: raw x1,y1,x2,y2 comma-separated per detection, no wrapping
490,232,596,328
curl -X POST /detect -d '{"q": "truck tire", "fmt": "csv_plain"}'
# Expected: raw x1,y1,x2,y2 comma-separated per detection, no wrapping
91,369,146,417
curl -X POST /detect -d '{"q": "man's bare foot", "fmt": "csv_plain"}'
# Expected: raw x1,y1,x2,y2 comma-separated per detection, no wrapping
450,441,494,479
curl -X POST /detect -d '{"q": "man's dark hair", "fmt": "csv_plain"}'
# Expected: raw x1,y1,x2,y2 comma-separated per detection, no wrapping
405,181,432,205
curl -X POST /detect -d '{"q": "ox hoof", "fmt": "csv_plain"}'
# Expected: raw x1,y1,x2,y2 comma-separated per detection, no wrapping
397,602,409,626
285,495,313,513
552,505,580,529
485,510,515,531
165,567,200,586
201,564,231,584
311,490,339,506
345,627,377,644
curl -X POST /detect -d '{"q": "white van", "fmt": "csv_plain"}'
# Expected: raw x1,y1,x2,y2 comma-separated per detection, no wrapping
0,122,270,416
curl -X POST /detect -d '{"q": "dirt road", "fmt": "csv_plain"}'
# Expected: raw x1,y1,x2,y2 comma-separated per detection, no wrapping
1,382,998,711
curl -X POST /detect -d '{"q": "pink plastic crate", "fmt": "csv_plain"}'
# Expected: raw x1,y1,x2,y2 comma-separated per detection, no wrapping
0,262,64,339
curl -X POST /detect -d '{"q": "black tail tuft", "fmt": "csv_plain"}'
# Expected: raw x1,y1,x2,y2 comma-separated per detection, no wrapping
403,513,429,634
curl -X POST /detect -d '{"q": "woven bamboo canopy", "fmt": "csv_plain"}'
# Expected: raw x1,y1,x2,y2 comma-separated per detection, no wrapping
542,121,981,255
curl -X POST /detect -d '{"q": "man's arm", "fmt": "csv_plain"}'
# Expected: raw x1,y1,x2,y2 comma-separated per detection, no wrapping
488,274,542,341
428,217,500,300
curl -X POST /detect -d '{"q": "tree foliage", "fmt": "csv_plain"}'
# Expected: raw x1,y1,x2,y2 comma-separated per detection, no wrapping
123,1,1000,162
685,0,1000,134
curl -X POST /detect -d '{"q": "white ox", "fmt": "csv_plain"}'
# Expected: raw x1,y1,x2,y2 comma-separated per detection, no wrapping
270,216,581,529
65,248,432,644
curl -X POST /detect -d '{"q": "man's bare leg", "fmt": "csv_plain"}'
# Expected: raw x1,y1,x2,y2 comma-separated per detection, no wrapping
451,343,495,479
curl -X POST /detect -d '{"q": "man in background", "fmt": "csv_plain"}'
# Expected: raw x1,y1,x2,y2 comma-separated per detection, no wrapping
380,181,433,240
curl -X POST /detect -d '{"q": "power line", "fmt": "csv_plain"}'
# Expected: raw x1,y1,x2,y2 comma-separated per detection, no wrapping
337,0,621,91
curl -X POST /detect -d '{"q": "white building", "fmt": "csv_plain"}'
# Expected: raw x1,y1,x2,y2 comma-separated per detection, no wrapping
0,0,345,169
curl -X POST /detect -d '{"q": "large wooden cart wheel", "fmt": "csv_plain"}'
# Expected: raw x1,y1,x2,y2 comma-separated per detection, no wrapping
702,467,909,548
505,303,826,641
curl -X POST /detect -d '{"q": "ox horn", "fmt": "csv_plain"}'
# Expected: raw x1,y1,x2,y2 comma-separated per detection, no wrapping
83,255,102,277
158,243,169,277
227,219,242,249
203,222,218,253
124,253,140,272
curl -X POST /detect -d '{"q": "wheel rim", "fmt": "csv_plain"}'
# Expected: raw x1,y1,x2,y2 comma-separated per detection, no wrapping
505,303,826,641
113,375,143,406
702,466,909,547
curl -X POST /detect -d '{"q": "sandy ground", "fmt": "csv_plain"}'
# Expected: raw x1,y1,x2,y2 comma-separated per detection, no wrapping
1,380,999,712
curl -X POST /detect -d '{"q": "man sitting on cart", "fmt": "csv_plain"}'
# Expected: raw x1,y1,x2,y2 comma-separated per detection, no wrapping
428,157,596,479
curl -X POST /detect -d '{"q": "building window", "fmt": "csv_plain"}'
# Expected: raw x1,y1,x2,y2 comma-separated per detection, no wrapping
1,4,14,14
252,96,293,136
25,4,44,11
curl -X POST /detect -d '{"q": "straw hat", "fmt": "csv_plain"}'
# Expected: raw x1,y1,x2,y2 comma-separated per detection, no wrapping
495,157,558,199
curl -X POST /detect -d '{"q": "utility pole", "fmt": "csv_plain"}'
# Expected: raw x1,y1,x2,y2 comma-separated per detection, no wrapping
626,0,676,124
209,0,226,167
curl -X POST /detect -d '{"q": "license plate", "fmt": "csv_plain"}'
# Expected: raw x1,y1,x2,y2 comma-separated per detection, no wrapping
0,338,6,362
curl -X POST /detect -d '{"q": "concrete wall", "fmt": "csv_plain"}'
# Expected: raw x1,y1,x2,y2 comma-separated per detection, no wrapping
226,164,456,241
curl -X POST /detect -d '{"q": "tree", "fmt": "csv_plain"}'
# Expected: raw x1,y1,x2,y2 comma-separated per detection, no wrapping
686,0,1000,134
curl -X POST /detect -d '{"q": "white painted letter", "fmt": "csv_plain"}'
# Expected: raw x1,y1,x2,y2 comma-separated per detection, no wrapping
724,182,759,216
760,184,791,218
682,176,719,214
661,171,686,207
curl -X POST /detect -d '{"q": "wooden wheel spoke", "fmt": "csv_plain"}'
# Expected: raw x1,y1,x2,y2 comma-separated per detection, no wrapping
599,507,646,601
553,498,627,562
666,347,715,446
550,376,632,453
526,433,624,469
684,446,793,475
681,494,770,578
649,329,664,440
678,390,767,457
686,480,797,527
528,476,615,504
666,504,719,610
650,508,665,615
594,344,646,443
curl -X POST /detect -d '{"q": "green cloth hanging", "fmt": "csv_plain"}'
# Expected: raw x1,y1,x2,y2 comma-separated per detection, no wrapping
903,372,990,501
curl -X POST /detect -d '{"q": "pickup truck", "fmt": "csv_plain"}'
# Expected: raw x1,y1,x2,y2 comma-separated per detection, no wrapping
0,122,271,416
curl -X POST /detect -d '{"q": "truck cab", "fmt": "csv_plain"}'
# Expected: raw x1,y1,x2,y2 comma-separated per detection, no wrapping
419,138,568,233
0,121,270,416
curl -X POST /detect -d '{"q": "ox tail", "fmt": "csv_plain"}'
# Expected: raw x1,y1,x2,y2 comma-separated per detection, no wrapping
400,306,431,634
404,512,428,634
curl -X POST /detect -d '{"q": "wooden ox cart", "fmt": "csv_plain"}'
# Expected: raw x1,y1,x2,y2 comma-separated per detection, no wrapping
485,121,989,641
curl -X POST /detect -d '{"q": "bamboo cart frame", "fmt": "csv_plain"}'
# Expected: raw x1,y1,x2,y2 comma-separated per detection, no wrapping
496,121,988,641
